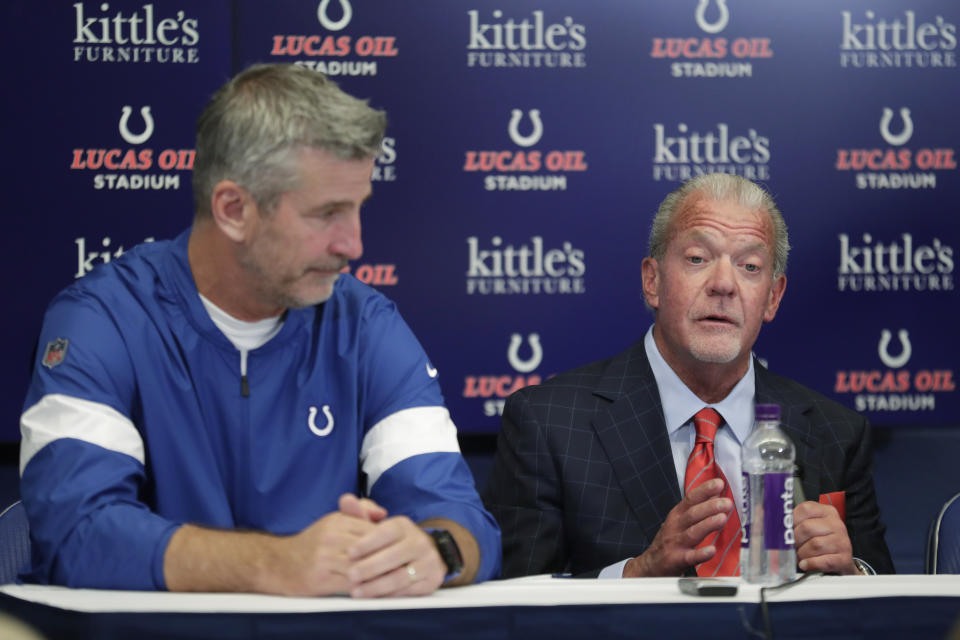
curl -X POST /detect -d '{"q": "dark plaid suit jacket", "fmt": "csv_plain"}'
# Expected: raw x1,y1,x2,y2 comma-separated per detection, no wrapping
483,340,895,577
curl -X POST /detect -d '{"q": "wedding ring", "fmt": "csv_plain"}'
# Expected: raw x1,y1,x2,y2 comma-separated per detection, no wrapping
406,564,417,581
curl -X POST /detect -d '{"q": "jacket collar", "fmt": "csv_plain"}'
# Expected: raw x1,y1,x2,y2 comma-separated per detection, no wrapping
159,229,317,352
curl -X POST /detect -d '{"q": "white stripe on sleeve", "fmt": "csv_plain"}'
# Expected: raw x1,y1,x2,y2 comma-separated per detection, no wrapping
360,406,461,490
20,393,145,475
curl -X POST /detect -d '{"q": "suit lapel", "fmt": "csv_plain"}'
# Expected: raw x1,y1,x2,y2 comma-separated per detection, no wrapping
586,349,829,546
589,343,682,546
754,364,823,500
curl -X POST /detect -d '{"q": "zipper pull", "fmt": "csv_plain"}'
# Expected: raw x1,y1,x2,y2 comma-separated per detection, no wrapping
240,349,250,397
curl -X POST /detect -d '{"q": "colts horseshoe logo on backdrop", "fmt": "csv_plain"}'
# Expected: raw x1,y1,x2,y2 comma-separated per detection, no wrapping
878,329,911,369
308,405,335,437
879,107,913,147
317,0,352,31
508,109,543,147
118,106,154,145
508,333,543,373
695,0,729,34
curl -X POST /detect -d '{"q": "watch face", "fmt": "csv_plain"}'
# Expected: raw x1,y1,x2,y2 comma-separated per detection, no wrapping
430,529,464,576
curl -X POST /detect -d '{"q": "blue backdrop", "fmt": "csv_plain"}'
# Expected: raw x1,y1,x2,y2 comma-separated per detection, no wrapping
2,0,957,444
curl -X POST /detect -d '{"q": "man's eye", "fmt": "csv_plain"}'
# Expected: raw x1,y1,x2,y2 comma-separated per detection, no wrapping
688,256,704,264
743,263,759,272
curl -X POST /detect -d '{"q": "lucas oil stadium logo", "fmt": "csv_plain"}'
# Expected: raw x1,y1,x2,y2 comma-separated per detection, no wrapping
834,328,955,413
463,333,545,418
271,0,399,76
462,109,588,191
834,106,956,190
69,106,194,191
649,0,773,78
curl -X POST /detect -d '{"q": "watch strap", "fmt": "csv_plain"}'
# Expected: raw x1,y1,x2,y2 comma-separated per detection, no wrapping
426,528,463,581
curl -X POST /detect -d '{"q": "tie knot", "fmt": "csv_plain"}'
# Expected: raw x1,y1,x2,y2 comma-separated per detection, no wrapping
693,407,722,441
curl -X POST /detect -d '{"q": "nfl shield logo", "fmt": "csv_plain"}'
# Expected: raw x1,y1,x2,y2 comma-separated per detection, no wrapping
42,338,69,369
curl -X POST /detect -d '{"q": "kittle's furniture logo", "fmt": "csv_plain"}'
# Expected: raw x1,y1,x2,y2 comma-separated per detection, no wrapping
839,9,957,69
465,236,586,295
836,232,954,293
72,2,200,64
466,8,586,69
651,121,771,182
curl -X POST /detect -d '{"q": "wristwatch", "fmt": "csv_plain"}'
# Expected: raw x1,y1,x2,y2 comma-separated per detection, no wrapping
853,558,875,575
427,528,464,581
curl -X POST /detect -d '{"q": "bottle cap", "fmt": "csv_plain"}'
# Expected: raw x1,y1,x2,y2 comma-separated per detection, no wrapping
755,403,780,421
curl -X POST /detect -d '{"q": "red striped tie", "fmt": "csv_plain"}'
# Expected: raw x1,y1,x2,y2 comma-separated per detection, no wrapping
684,407,741,577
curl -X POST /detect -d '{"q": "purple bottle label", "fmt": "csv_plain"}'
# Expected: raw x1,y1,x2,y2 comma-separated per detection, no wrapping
741,471,750,545
763,473,795,550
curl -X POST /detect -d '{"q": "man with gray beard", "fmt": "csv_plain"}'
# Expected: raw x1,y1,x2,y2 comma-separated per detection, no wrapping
20,64,499,596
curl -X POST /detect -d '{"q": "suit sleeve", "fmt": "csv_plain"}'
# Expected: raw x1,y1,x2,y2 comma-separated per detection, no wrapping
483,389,568,578
842,416,895,574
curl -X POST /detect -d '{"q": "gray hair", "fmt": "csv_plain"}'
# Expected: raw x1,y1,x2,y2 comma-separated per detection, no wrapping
192,63,387,217
648,174,790,278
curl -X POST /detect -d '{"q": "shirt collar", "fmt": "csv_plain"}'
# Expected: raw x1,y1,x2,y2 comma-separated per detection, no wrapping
643,325,755,445
198,293,284,352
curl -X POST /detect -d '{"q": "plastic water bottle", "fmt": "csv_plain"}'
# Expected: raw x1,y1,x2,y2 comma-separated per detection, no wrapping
741,403,796,585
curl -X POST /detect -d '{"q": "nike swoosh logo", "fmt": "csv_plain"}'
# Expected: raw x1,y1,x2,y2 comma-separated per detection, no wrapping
426,363,438,378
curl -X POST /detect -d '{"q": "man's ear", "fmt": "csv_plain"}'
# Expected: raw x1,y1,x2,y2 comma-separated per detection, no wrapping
641,257,660,309
209,180,257,243
763,274,787,322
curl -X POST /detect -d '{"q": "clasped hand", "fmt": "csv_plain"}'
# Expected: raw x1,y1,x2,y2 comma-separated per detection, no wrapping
272,494,446,597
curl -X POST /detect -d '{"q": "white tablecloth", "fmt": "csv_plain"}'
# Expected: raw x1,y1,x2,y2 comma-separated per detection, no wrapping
3,574,958,614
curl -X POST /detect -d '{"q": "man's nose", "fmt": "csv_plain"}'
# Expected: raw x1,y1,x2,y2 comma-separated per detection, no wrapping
331,213,363,261
707,258,736,296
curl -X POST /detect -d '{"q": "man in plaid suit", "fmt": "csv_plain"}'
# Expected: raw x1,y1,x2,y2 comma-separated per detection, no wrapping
484,174,893,578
